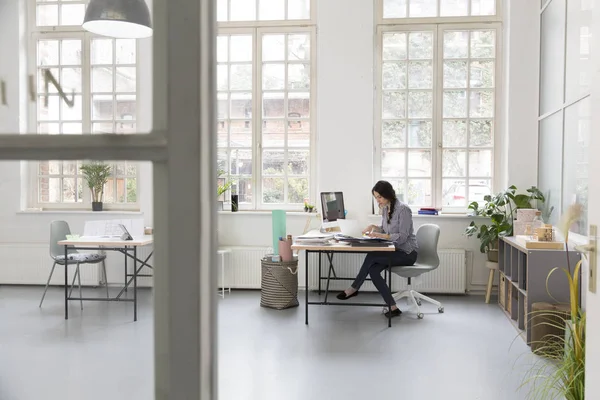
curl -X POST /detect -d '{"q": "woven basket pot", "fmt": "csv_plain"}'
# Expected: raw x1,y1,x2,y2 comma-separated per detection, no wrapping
260,259,299,310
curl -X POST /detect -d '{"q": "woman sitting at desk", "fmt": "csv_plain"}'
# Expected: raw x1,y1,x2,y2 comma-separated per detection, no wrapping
336,180,418,318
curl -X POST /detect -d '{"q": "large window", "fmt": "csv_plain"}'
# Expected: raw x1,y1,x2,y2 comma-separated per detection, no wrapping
538,0,592,234
376,0,500,210
29,0,139,209
217,0,315,210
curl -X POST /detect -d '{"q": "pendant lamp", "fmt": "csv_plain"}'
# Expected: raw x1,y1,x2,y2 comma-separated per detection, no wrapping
82,0,152,39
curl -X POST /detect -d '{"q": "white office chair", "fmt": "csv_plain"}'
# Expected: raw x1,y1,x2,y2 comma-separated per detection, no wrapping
390,224,444,319
39,220,108,309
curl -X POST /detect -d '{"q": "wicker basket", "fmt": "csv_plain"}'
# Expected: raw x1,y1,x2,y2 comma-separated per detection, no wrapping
260,258,299,310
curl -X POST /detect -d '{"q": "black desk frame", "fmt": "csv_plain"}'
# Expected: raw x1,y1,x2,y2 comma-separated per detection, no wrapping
304,249,394,327
63,244,153,321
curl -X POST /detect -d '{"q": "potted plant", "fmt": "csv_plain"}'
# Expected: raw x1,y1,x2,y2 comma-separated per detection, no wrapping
80,162,112,211
465,185,546,262
522,203,585,400
217,169,232,211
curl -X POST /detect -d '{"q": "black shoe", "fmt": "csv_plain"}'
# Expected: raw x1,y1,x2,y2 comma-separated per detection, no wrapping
384,308,402,318
336,290,359,300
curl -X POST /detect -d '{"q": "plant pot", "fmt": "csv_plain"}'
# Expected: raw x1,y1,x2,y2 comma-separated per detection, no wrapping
92,201,103,211
487,249,498,262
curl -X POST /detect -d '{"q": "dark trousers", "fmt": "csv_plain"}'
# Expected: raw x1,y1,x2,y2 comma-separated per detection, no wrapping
351,250,418,307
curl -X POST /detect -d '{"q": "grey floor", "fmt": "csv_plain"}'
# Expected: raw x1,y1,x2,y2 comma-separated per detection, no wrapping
0,286,548,400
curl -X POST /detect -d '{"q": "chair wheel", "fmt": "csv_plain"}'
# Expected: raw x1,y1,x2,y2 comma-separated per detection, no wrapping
438,307,444,313
417,313,424,319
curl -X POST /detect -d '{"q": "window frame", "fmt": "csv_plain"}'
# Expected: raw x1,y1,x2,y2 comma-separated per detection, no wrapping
217,6,316,211
27,3,141,211
374,15,502,212
376,0,503,23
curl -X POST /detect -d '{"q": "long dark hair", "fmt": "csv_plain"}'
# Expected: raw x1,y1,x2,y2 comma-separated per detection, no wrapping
372,180,397,224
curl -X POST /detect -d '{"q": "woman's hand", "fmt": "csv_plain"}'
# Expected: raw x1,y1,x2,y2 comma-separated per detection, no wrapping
362,224,379,235
366,232,389,239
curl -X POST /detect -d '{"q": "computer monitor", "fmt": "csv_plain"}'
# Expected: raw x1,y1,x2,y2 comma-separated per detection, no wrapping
320,192,345,222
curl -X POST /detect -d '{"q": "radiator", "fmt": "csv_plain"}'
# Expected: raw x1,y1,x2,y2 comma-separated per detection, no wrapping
224,247,466,294
0,243,100,285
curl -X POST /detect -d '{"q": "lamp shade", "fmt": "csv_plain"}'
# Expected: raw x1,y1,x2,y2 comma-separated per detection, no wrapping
82,0,152,39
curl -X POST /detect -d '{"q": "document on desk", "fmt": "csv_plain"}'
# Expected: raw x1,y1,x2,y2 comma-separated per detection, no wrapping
83,219,145,237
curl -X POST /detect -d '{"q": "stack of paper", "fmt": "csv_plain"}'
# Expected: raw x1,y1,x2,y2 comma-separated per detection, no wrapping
294,230,334,244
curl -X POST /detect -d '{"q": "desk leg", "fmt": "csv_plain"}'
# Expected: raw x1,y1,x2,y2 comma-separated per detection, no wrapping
134,246,138,321
305,250,309,325
318,251,322,295
387,254,392,328
324,252,333,304
124,245,128,292
64,244,68,320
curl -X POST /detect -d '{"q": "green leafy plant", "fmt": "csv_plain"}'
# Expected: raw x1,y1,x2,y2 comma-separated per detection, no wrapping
522,203,585,400
80,162,112,203
217,169,233,197
465,185,546,260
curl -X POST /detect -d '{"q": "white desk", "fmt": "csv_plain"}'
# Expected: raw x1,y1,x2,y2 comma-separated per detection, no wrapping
58,235,154,321
291,242,397,327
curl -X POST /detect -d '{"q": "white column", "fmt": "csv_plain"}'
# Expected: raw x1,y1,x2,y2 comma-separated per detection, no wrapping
152,0,217,398
501,0,540,190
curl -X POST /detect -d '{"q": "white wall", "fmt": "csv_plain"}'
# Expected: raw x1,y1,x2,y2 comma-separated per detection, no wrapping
0,0,540,293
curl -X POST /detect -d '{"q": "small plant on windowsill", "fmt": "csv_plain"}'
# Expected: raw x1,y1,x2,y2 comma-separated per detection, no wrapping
80,162,112,211
217,169,233,211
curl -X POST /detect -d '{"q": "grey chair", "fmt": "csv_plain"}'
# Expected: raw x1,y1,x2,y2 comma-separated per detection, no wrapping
391,224,444,319
39,220,108,309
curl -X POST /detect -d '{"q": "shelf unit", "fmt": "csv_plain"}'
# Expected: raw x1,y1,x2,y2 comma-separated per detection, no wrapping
497,236,581,345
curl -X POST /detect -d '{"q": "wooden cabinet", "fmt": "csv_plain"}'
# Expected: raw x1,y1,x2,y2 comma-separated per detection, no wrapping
498,236,580,345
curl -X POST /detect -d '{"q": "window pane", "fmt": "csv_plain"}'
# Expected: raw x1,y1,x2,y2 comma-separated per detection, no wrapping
263,150,285,174
565,0,592,100
469,149,492,176
61,95,82,121
288,93,310,118
263,178,284,203
382,150,406,177
92,95,114,120
263,120,285,147
408,32,433,59
383,92,406,119
408,91,432,118
60,3,85,25
443,120,467,147
468,179,492,204
382,121,406,148
217,0,227,21
230,64,252,90
233,178,253,204
288,120,310,147
469,120,493,147
470,60,494,88
288,178,308,203
39,40,59,66
116,39,136,64
408,150,431,177
288,64,310,89
538,112,563,226
444,31,469,59
37,4,58,26
470,31,495,58
230,0,256,21
409,0,437,17
263,92,285,118
61,68,82,93
217,65,228,91
91,39,113,64
407,120,432,147
441,0,468,16
287,0,310,19
443,90,467,118
444,61,468,88
259,0,285,20
540,0,566,115
263,35,285,61
61,40,82,65
288,150,309,175
382,62,407,90
469,90,494,118
563,97,590,234
230,36,253,62
230,149,253,175
288,34,310,61
92,67,113,92
217,36,228,62
383,0,407,18
407,179,431,205
408,61,432,89
471,0,496,15
383,33,407,60
263,63,285,90
442,150,466,177
442,179,467,206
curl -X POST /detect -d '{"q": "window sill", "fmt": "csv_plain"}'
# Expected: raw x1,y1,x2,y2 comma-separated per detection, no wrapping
18,209,143,215
369,213,489,219
218,210,310,216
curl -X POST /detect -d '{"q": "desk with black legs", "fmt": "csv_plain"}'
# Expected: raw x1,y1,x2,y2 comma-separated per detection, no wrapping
57,235,154,321
291,242,396,327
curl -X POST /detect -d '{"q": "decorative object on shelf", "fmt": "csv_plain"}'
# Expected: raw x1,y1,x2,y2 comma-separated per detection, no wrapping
80,162,112,211
521,203,586,400
303,200,315,212
217,169,232,211
231,194,238,212
82,0,153,39
464,185,546,262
